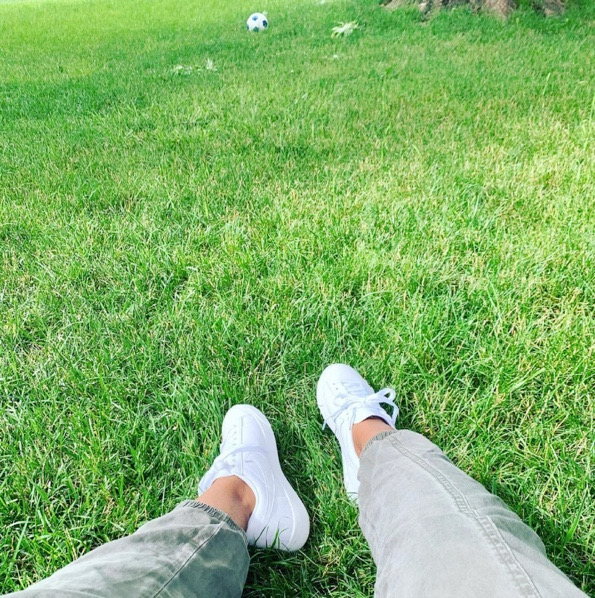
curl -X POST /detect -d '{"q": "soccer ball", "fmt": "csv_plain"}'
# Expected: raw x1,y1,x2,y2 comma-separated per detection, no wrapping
246,13,268,32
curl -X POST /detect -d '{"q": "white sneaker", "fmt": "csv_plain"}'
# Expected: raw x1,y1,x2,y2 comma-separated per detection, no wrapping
317,364,398,502
198,404,310,552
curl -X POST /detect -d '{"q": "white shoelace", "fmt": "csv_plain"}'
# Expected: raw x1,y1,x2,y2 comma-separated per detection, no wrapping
322,388,399,430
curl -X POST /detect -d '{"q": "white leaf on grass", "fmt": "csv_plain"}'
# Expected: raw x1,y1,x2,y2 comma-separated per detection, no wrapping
331,22,359,38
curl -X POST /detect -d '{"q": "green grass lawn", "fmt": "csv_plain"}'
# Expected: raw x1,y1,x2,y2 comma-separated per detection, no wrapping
1,0,593,594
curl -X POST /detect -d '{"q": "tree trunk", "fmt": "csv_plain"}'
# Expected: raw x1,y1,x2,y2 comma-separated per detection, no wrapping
383,0,412,10
542,0,565,15
381,0,560,17
483,0,516,17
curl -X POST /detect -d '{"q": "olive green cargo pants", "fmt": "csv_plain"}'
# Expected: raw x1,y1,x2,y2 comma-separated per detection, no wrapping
6,431,587,597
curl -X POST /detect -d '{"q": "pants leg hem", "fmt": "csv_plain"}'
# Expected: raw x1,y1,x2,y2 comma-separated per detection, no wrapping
175,500,248,546
360,430,398,460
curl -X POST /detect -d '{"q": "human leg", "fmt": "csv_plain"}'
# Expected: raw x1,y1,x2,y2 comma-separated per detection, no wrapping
318,363,587,598
5,500,249,598
358,429,587,598
7,404,309,598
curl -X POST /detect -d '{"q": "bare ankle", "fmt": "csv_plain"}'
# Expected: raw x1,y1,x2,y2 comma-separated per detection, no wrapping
352,417,394,457
198,475,256,531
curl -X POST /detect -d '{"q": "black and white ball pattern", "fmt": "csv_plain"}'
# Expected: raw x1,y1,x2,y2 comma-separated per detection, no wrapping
247,12,268,32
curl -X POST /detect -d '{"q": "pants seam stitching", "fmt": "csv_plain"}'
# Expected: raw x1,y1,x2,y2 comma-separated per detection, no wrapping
389,433,543,598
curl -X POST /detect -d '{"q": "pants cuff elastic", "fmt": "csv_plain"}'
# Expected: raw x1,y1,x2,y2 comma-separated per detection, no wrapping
174,500,248,545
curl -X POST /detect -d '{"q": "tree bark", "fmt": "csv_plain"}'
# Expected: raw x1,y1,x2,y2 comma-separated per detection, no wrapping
542,0,565,15
483,0,516,17
383,0,412,10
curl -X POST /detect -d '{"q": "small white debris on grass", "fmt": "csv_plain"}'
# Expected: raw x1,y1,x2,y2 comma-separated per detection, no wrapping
331,22,359,38
172,64,193,76
171,60,218,76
